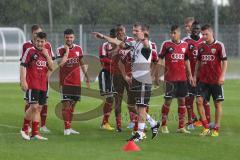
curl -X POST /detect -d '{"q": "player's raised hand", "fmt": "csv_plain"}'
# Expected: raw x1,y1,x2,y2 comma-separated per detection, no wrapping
42,48,49,58
64,44,69,54
92,32,104,39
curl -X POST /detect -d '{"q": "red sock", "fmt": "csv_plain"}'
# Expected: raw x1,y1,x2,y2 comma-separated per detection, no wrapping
22,118,31,132
178,106,186,128
24,104,30,112
32,121,39,136
70,107,75,122
161,104,170,126
116,114,121,129
102,102,112,125
62,107,72,129
40,105,48,127
129,111,135,122
214,126,219,131
133,115,138,132
201,119,209,129
204,102,211,123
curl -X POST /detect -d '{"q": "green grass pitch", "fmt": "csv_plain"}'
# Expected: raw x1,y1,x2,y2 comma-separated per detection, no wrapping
0,80,240,160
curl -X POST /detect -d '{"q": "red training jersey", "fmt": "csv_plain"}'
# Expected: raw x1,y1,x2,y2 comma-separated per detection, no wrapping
21,46,51,91
183,36,204,75
57,44,83,86
158,40,189,82
197,40,227,84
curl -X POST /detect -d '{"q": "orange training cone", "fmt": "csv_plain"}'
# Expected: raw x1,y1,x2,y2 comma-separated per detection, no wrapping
123,141,141,152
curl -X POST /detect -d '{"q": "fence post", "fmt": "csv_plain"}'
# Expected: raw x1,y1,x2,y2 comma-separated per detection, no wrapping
238,24,240,57
79,24,83,48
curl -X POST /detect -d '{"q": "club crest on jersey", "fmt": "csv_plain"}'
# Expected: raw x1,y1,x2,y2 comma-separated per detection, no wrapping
182,48,186,53
76,51,80,56
168,47,174,53
189,44,194,50
199,48,204,53
211,48,216,54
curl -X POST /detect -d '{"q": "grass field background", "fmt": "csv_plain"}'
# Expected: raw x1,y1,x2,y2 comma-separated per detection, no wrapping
0,80,240,160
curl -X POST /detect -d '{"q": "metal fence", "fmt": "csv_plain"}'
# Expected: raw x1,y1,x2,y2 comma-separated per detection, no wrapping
0,24,239,80
22,24,240,57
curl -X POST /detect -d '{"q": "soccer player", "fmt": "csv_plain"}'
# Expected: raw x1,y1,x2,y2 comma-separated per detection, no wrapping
112,24,136,132
20,32,54,140
92,23,160,141
155,25,194,134
184,17,195,36
194,24,227,137
20,24,54,133
56,29,90,135
98,28,117,131
183,21,211,130
113,25,160,137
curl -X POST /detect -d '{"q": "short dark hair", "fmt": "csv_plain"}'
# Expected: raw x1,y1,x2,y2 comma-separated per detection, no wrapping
192,21,201,29
133,22,143,30
142,24,150,32
171,25,180,32
31,24,42,33
110,28,117,38
36,32,47,39
201,24,212,31
64,28,74,35
115,24,125,33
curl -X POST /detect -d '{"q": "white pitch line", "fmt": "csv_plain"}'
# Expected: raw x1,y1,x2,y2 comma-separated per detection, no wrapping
0,124,19,129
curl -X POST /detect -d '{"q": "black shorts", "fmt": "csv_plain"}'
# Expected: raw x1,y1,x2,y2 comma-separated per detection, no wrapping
112,74,133,104
98,69,116,96
164,81,188,99
197,82,224,102
60,85,81,101
129,78,152,107
25,89,47,105
187,82,197,96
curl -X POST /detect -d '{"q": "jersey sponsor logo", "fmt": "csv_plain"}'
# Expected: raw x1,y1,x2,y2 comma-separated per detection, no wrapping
201,55,215,61
67,57,79,65
211,48,216,54
76,51,79,56
171,53,184,60
36,60,47,67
